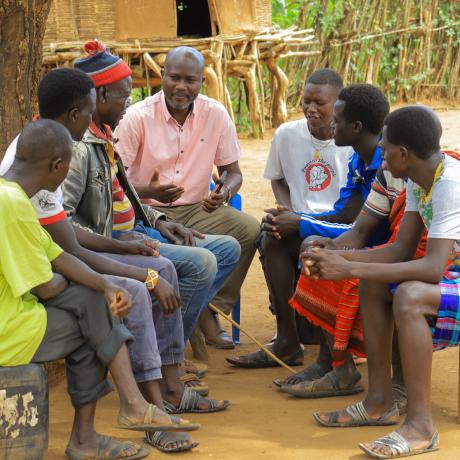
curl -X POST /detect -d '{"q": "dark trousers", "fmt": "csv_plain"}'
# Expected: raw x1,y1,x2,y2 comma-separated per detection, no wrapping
262,233,317,344
32,285,133,408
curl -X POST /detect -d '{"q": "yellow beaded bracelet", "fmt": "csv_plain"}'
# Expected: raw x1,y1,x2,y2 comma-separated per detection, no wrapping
145,268,159,291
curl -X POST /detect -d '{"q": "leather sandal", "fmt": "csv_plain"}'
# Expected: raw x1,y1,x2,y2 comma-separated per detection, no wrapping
226,345,304,369
313,401,399,428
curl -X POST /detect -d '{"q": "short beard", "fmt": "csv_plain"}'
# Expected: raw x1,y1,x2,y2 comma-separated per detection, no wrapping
166,97,191,111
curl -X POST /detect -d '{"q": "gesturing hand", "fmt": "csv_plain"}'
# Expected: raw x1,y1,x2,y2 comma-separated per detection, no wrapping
201,189,228,213
104,283,132,317
155,220,204,246
201,171,231,213
152,278,181,314
148,169,184,204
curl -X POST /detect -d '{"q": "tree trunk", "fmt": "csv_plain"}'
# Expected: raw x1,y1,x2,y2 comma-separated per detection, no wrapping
0,0,52,158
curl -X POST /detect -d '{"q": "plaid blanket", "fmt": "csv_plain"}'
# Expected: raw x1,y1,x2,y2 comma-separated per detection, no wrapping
432,270,460,349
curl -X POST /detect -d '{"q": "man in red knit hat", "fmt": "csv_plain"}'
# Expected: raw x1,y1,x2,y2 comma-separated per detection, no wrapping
59,40,231,453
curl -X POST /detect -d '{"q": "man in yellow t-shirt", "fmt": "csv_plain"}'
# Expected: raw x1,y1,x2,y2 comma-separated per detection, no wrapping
0,120,197,459
0,181,62,366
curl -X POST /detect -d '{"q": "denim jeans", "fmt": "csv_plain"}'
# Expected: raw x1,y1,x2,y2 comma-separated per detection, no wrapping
113,223,241,341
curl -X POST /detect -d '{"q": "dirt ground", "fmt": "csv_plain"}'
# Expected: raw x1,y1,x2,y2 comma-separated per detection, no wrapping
47,109,460,460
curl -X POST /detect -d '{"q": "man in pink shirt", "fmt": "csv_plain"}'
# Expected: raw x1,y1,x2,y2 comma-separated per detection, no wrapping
116,46,260,347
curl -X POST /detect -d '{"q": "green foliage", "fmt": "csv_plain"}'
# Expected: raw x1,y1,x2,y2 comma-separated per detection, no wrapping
271,0,460,103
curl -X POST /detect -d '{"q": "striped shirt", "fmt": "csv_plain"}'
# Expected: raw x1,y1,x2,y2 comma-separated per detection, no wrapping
362,166,405,219
88,122,136,232
112,162,136,231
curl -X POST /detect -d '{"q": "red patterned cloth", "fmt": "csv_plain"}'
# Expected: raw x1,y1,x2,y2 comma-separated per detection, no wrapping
290,189,427,364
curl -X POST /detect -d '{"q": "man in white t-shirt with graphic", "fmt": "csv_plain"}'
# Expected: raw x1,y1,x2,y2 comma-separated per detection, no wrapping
264,69,353,215
256,69,352,328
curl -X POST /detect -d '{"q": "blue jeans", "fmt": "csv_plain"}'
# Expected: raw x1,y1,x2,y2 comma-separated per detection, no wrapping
113,223,241,341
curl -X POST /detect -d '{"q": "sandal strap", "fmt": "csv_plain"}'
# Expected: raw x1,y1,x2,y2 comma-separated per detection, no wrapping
97,435,138,459
373,431,411,456
96,435,113,457
163,387,222,414
345,401,371,423
180,373,200,384
162,388,202,414
146,431,167,446
143,404,157,424
163,399,178,414
178,387,202,411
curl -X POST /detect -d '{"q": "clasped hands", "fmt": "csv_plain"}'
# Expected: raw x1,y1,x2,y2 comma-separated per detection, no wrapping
261,205,300,239
299,236,353,281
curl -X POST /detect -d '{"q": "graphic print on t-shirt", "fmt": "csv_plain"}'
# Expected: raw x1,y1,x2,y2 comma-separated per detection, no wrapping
303,158,336,192
37,192,60,212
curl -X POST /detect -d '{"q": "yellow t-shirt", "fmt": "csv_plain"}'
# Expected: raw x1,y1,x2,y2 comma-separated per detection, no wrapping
0,178,63,366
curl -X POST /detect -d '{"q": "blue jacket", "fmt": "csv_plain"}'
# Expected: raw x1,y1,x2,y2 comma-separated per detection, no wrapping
297,145,383,239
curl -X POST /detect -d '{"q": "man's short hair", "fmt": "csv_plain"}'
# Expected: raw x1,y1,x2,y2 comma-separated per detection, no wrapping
338,84,390,135
384,106,441,159
307,69,343,90
16,119,73,163
38,68,95,119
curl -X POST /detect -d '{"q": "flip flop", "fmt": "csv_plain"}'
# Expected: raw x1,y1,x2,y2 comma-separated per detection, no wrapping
117,403,200,432
145,431,199,453
281,369,364,398
163,387,230,414
358,430,439,459
226,346,304,369
180,372,209,396
313,401,399,427
273,362,329,388
65,436,150,460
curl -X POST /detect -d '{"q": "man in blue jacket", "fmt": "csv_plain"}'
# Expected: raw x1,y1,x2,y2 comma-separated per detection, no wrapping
228,84,390,368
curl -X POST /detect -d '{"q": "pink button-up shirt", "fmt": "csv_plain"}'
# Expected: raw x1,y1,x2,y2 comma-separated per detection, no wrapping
115,91,242,206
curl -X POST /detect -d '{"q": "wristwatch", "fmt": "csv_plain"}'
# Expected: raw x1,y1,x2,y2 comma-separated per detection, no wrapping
145,268,159,291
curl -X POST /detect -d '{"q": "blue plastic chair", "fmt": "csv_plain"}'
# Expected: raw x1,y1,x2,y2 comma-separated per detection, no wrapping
210,180,242,344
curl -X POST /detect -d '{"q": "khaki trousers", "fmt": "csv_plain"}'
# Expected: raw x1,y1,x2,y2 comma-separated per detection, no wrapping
156,203,260,314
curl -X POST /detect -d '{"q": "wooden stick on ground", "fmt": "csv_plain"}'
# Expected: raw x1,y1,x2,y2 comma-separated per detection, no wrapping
208,302,297,374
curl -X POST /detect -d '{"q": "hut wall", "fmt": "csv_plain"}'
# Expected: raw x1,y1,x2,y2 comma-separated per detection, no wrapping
44,0,273,44
210,0,271,34
115,0,177,40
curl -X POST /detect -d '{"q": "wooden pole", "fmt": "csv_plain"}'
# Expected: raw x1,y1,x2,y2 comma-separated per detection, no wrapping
208,303,297,374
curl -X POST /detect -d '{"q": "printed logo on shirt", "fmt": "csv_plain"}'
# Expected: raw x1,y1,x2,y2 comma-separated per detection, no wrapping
37,193,58,211
303,159,336,192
